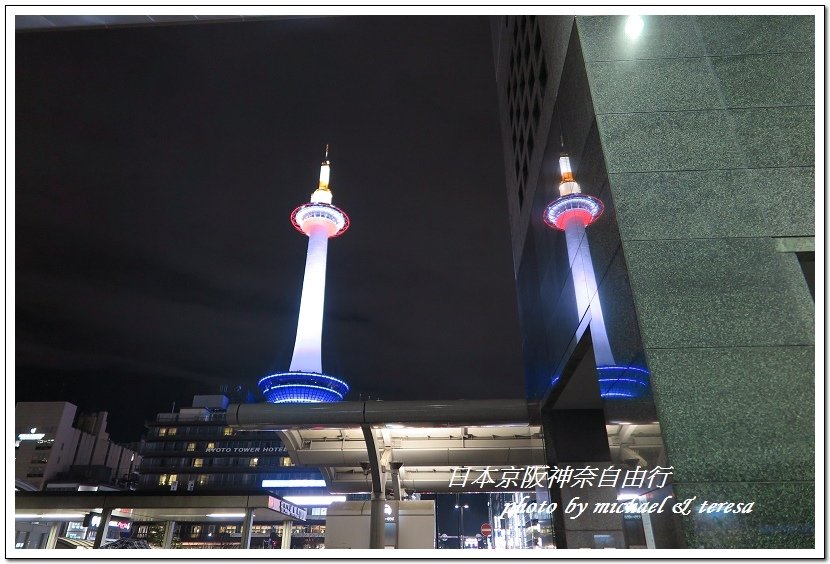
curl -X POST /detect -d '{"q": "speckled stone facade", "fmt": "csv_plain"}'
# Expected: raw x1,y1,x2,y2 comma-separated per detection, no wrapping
492,15,815,549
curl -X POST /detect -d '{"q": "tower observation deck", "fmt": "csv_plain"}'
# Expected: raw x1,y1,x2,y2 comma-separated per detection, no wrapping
259,148,350,403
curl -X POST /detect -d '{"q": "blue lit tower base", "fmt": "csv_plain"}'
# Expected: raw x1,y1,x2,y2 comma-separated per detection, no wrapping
258,372,350,403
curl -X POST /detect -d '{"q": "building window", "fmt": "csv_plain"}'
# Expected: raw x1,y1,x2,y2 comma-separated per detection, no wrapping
193,458,204,468
280,457,294,467
167,427,178,436
158,474,169,486
30,456,48,464
223,427,234,436
191,525,202,537
207,442,215,450
186,442,196,452
158,428,167,437
198,474,208,486
169,474,178,483
249,458,258,468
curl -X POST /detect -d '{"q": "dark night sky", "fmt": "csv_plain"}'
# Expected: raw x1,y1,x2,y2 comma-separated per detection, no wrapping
15,16,525,443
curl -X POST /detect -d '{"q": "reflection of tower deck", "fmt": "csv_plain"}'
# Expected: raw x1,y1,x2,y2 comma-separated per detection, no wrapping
543,156,647,399
259,148,350,404
542,156,603,231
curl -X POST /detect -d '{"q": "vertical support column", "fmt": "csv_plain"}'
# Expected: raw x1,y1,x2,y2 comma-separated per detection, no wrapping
369,495,386,550
161,520,176,549
92,508,113,548
239,508,255,549
361,424,386,549
280,520,293,549
45,522,60,549
641,505,657,549
390,462,403,500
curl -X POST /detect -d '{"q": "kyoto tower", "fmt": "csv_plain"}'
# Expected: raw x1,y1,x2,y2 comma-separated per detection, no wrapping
543,155,648,398
258,147,351,403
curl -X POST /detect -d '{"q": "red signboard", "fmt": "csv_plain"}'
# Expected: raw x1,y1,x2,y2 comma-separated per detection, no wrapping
480,523,493,537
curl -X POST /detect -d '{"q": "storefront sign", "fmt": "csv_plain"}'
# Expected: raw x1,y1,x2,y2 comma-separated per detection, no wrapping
17,428,46,441
205,446,283,454
88,514,131,530
268,497,307,521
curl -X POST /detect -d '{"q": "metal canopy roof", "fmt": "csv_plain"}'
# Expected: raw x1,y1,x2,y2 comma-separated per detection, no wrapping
226,400,665,495
280,424,547,493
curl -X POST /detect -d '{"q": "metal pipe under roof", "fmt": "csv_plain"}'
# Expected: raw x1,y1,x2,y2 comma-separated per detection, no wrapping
226,399,538,429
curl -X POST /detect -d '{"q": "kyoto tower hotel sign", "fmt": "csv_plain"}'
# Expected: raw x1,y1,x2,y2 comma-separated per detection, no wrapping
258,148,351,403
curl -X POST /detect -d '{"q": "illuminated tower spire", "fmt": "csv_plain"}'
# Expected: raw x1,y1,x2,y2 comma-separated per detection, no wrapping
544,156,604,305
543,156,648,399
258,147,350,403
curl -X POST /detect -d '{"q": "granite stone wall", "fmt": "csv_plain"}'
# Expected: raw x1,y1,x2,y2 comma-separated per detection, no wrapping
576,15,816,549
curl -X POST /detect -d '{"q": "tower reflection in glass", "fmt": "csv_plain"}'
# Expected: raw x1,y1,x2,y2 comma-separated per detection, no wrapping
543,155,648,399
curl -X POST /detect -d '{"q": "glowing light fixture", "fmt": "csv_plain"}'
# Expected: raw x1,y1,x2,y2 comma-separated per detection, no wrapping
17,430,46,441
261,479,327,488
625,15,644,39
284,495,347,506
206,513,245,518
16,513,85,520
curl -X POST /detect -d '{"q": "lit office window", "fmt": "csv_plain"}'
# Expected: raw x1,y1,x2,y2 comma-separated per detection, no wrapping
158,474,168,486
198,474,209,486
249,458,258,468
207,442,215,450
279,457,294,467
187,443,196,452
158,428,167,437
223,427,234,436
193,458,204,468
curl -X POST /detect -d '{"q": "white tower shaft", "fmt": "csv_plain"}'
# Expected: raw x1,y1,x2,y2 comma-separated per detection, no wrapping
563,216,615,367
289,222,330,373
